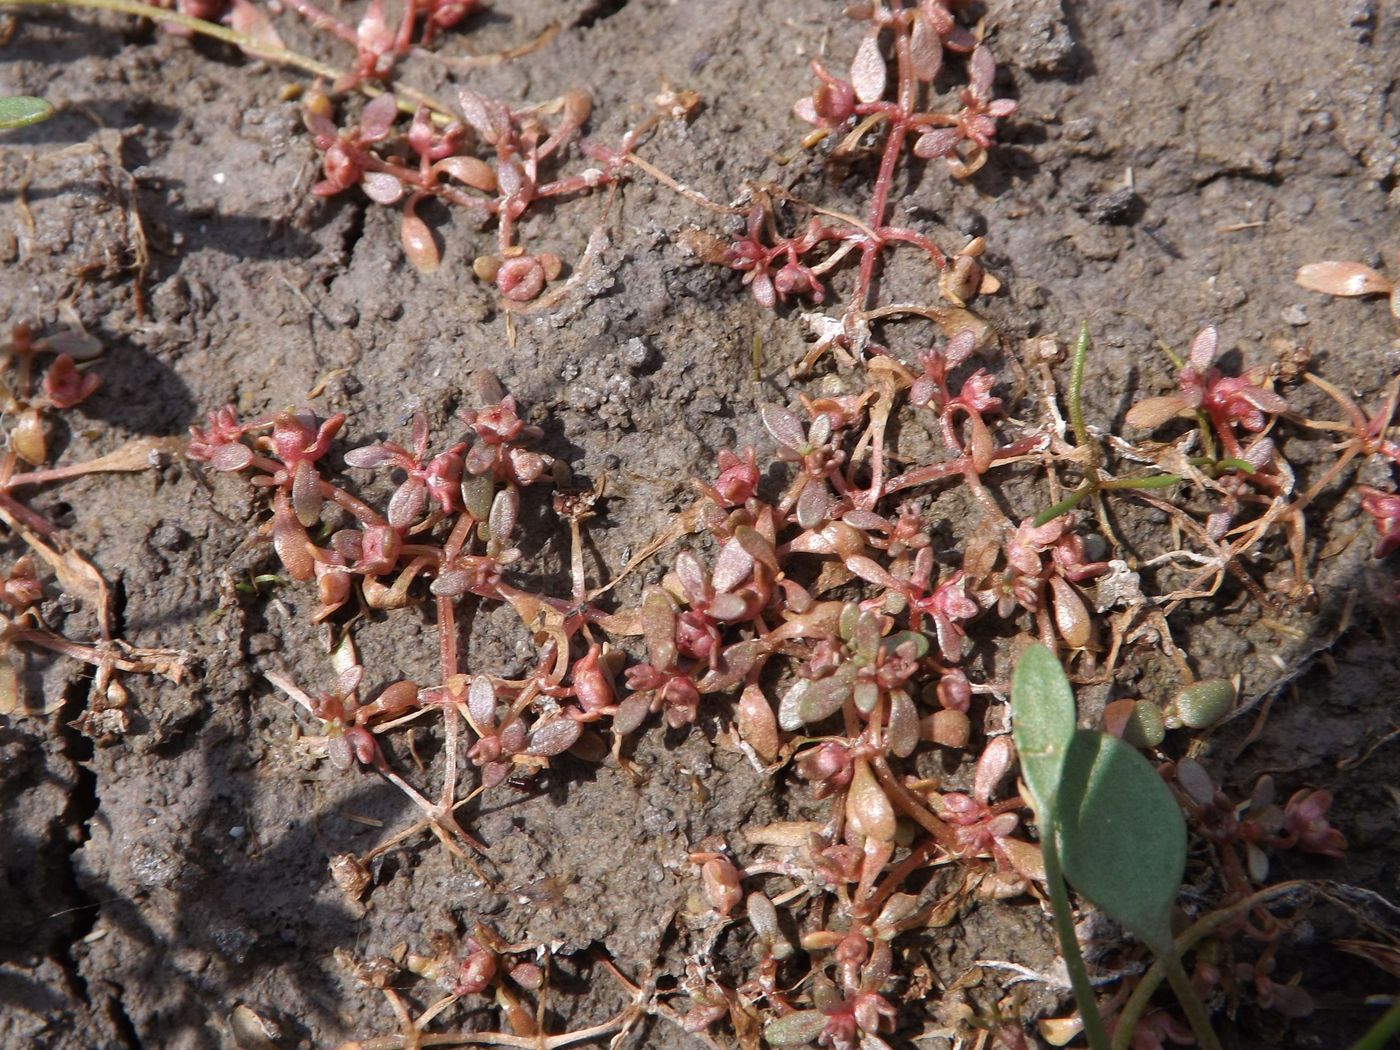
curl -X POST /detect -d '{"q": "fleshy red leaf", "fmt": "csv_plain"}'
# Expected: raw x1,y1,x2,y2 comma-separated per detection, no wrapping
432,155,497,193
362,171,405,205
401,198,440,273
1295,260,1392,298
711,538,754,594
1188,325,1219,370
850,29,887,104
344,445,399,468
525,717,583,756
909,12,943,81
761,404,807,451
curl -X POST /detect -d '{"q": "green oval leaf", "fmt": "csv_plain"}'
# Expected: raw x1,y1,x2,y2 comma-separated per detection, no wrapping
1056,729,1186,951
1010,642,1076,821
0,96,54,130
764,1009,827,1047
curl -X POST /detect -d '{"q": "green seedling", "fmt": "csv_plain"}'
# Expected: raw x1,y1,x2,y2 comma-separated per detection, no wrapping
0,95,54,130
1011,642,1221,1050
1034,323,1183,528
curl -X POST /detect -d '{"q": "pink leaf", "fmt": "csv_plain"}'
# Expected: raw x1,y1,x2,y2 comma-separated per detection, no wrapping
711,538,754,595
344,445,398,468
846,759,895,842
844,554,903,591
749,270,776,310
974,735,1014,803
640,594,677,670
227,0,284,56
1189,325,1219,370
273,492,315,581
909,12,943,81
361,171,404,205
969,46,997,97
736,684,778,763
1295,260,1392,297
401,197,440,273
431,155,497,193
488,486,518,542
210,443,253,471
525,717,582,756
706,592,748,621
291,460,323,527
850,28,887,104
887,692,920,758
674,551,708,603
913,128,960,159
361,93,399,142
760,403,807,450
387,477,428,528
467,676,497,729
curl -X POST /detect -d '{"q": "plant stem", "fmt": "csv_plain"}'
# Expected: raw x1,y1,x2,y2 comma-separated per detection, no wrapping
4,0,456,119
1069,321,1093,452
1041,832,1111,1050
1352,999,1400,1050
9,0,342,77
1098,473,1183,491
1110,881,1312,1050
1034,481,1092,527
1156,944,1223,1050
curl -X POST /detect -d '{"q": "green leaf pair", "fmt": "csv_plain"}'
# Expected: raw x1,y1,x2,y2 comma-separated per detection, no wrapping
1011,643,1216,1050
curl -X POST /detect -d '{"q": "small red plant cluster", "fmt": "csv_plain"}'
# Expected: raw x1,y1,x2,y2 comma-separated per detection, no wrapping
304,84,623,287
0,324,186,722
684,0,1015,368
155,0,624,296
188,289,1398,1046
161,5,1398,1048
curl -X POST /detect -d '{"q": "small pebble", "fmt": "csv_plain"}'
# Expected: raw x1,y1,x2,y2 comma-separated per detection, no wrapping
1281,304,1309,326
622,337,654,371
1063,118,1096,141
1086,188,1140,225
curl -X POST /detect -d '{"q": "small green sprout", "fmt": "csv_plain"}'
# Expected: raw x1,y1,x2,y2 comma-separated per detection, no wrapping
1011,642,1221,1050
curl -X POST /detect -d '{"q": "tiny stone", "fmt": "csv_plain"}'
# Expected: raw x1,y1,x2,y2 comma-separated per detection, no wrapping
1063,118,1096,141
951,206,986,237
1086,188,1140,225
1281,304,1309,326
247,632,280,656
622,337,654,371
603,453,621,471
323,302,359,327
692,386,723,414
1081,533,1109,563
1284,194,1315,220
229,826,246,839
1016,282,1048,309
1211,274,1249,308
1073,224,1121,261
149,522,188,551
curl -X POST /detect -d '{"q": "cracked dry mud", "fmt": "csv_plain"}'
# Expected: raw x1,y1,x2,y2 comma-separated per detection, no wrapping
2,2,1398,1048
